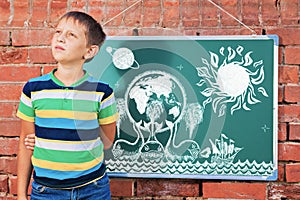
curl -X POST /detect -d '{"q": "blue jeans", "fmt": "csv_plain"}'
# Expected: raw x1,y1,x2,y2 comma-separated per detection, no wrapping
30,174,111,200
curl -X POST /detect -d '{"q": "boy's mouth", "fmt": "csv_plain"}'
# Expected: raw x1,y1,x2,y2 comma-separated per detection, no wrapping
55,45,65,50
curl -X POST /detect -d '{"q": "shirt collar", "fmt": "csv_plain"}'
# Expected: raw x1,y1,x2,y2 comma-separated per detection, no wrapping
50,68,89,87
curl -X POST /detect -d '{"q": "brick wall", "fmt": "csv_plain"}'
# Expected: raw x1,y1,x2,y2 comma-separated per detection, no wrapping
0,0,299,199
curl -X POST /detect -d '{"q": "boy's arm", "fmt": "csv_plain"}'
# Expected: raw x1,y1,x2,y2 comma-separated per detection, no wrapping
17,120,34,200
99,122,116,150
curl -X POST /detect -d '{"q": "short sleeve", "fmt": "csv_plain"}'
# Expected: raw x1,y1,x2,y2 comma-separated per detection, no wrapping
16,82,35,122
98,85,118,125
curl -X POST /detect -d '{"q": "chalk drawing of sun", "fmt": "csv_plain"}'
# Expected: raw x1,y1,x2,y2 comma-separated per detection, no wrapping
197,45,269,117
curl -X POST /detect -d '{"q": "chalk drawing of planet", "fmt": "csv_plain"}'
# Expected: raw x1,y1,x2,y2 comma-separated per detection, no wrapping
106,47,140,70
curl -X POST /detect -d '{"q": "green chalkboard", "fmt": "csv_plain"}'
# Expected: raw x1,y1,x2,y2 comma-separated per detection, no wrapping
84,35,278,180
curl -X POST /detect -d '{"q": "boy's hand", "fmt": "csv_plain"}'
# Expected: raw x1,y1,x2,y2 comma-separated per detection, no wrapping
24,134,35,150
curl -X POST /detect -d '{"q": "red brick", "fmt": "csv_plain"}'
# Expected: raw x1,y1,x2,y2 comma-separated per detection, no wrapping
0,66,41,82
278,104,300,122
0,138,19,156
278,142,300,161
0,48,28,64
280,0,299,26
143,6,161,27
182,0,198,6
284,85,300,103
203,182,266,199
0,175,8,193
71,0,86,11
106,0,123,7
0,0,11,26
9,176,33,196
137,179,199,197
261,0,280,26
126,0,142,8
31,0,50,11
182,20,200,28
144,0,160,7
42,65,56,74
278,85,283,103
0,157,17,175
199,28,242,36
182,6,200,27
71,1,87,11
285,46,300,64
88,8,105,24
88,0,105,7
0,119,21,137
30,0,50,27
8,176,17,195
240,28,261,35
279,65,299,84
286,163,300,182
103,7,124,27
220,0,240,26
277,163,285,182
278,47,283,64
110,178,134,197
290,123,300,141
267,28,300,45
200,1,219,27
137,27,179,36
268,183,300,200
28,47,55,64
95,0,122,26
163,7,180,27
12,29,53,46
0,102,19,119
103,27,136,36
123,2,142,27
0,30,10,46
163,0,179,7
49,0,68,24
278,122,287,141
0,84,23,101
0,195,17,200
11,0,29,27
241,0,260,26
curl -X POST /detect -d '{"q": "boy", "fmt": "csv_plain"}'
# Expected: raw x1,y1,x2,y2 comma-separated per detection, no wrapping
17,11,118,200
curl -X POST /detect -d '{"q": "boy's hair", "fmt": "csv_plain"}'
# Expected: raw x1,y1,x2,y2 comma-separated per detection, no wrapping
59,11,106,47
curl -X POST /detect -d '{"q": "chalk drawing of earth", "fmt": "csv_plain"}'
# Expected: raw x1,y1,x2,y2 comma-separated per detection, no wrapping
125,70,186,133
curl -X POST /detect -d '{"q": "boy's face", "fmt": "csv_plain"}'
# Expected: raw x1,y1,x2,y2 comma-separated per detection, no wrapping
51,18,89,65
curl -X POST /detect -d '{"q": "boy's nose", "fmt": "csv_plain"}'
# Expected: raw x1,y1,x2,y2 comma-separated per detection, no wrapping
57,33,66,42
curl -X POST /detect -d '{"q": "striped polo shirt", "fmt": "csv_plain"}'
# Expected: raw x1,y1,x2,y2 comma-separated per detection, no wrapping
17,69,118,188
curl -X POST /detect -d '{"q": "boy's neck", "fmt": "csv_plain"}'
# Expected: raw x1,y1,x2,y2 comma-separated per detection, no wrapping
54,64,85,86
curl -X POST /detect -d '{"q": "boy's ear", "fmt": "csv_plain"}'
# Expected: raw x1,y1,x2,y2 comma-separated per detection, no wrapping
84,45,99,60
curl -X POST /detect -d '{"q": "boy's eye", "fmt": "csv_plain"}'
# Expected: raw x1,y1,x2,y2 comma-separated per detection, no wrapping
68,32,76,38
55,30,61,34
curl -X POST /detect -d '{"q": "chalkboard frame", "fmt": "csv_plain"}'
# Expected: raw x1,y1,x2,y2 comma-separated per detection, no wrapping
84,35,278,181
